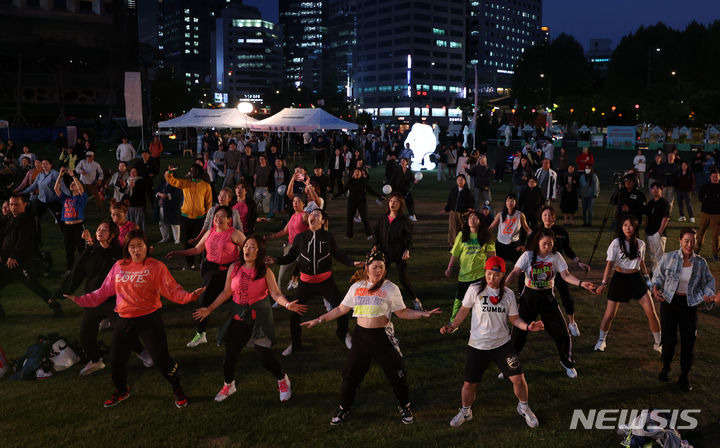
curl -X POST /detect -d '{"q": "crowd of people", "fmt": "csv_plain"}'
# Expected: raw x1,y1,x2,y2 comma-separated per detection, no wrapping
1,128,720,430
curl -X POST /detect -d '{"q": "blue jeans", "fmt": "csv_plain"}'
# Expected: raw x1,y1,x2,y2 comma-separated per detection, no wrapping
581,197,595,225
676,191,694,218
270,191,285,214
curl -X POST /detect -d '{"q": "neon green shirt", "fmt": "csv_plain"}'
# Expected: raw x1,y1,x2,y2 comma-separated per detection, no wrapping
451,231,495,282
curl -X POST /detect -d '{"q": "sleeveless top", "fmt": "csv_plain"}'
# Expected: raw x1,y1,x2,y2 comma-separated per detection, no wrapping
117,220,136,245
287,212,309,245
205,227,238,265
496,210,522,245
231,265,269,307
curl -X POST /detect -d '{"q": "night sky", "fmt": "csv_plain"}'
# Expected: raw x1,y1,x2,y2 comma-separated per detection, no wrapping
543,0,720,49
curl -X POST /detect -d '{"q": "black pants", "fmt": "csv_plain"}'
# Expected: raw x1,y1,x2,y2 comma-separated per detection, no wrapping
329,170,344,195
660,295,697,378
197,266,229,333
0,263,52,308
386,258,416,300
224,318,283,383
346,197,371,238
340,326,409,409
80,297,143,362
511,288,575,369
404,192,415,216
291,276,347,350
61,222,85,270
555,274,575,316
110,309,181,392
32,199,62,245
180,216,204,268
315,150,325,168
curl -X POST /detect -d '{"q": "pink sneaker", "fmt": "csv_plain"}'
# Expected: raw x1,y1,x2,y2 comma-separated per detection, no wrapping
278,374,292,402
214,381,236,402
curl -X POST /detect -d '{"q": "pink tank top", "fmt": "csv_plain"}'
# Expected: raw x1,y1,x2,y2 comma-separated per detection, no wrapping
205,227,238,265
117,220,136,245
232,201,249,233
287,212,308,245
231,265,269,308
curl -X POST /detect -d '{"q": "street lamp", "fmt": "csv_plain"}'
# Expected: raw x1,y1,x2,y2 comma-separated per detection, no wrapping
237,102,253,114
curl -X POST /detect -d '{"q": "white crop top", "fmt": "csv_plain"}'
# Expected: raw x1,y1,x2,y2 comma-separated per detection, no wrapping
606,238,646,270
496,210,522,245
341,280,406,319
676,266,692,294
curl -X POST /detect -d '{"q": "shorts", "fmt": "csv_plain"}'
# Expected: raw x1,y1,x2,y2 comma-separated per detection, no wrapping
607,271,648,303
464,342,523,383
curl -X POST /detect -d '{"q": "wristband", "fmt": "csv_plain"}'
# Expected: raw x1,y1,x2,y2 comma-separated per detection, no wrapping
285,302,290,309
578,281,583,288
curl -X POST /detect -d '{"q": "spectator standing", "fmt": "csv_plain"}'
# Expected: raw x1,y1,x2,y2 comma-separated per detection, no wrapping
541,138,554,162
254,154,272,216
53,168,88,272
75,151,104,211
328,147,346,196
576,147,594,171
127,167,148,232
559,164,579,225
116,137,136,163
578,165,600,227
59,146,78,171
633,149,647,189
675,161,695,223
534,158,557,206
465,154,493,211
149,135,164,159
270,157,290,218
644,183,670,271
443,175,474,247
647,154,663,192
239,144,257,187
611,175,646,225
109,162,130,204
390,157,418,221
223,142,242,189
658,151,681,214
21,159,61,244
695,170,720,260
154,175,182,245
518,177,542,230
512,156,533,195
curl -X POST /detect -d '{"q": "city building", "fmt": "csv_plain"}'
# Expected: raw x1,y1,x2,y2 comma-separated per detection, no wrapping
587,38,613,74
324,0,357,97
354,0,467,123
211,7,284,108
279,0,325,92
0,0,139,125
467,0,543,96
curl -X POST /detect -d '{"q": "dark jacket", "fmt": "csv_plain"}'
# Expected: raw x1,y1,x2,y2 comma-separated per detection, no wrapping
54,244,122,298
343,176,381,201
0,211,38,265
518,187,543,219
373,213,413,261
390,166,414,195
444,186,474,212
276,229,354,275
675,170,694,192
270,166,291,192
611,187,646,223
528,224,577,260
699,182,720,214
465,163,493,190
154,178,182,225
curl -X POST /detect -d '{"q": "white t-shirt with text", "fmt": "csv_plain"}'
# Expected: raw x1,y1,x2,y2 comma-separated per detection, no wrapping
462,284,518,350
341,280,406,319
606,238,645,270
515,251,568,289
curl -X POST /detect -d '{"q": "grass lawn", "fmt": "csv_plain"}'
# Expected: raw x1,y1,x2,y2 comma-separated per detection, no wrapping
1,145,719,447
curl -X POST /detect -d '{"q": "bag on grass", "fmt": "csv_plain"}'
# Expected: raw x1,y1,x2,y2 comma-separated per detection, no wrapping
49,339,80,371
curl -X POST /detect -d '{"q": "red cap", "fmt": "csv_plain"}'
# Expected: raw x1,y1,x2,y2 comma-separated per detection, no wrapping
485,256,506,273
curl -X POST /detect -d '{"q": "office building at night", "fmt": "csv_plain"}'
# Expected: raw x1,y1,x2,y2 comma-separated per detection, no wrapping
280,0,325,92
587,38,613,74
324,0,357,97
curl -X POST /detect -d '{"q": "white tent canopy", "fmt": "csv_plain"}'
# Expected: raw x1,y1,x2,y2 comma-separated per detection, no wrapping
157,108,257,128
707,126,720,135
250,108,358,132
521,124,534,132
649,126,665,136
678,126,691,136
578,125,591,133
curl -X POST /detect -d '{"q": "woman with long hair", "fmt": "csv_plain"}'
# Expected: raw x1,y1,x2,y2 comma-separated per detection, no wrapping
443,174,474,247
445,210,495,323
193,237,307,402
167,205,246,348
265,194,309,294
441,256,543,429
505,228,596,378
594,216,661,353
65,230,204,408
512,156,533,195
53,167,88,272
488,194,531,265
189,187,243,245
301,250,441,425
372,193,422,310
234,181,258,235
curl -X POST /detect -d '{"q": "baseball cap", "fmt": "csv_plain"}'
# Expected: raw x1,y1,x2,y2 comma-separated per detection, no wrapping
485,256,506,273
86,151,95,157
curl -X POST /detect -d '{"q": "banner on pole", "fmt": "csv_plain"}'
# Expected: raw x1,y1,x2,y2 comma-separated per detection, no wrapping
124,72,143,128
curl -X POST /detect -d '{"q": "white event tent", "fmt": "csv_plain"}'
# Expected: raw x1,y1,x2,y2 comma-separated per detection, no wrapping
157,108,257,129
250,108,358,132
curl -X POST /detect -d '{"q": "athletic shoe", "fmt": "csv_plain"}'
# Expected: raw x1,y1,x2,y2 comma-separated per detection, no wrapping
330,406,351,425
353,216,362,223
690,217,695,223
568,322,580,337
214,381,237,402
135,350,154,368
282,344,293,357
174,387,188,408
594,339,607,352
345,333,352,350
35,368,53,379
278,374,292,402
653,343,662,354
399,403,414,424
79,359,106,376
186,332,207,348
158,238,170,244
104,388,130,408
287,279,298,291
498,372,505,380
678,216,686,222
562,363,578,379
366,235,374,241
323,298,333,312
408,215,417,222
98,319,112,331
449,408,473,427
517,402,539,428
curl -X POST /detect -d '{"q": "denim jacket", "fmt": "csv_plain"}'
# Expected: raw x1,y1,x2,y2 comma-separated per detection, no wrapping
651,250,715,307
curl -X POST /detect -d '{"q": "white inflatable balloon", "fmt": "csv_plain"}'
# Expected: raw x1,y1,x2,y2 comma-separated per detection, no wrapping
277,184,287,195
414,172,423,181
382,184,392,195
403,123,437,171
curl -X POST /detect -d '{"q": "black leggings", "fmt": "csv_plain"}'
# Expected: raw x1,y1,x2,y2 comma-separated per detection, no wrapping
340,326,409,409
291,276,347,350
61,222,85,270
511,288,575,369
180,216,204,268
386,259,416,300
346,197,372,238
80,297,143,363
224,318,283,383
31,199,62,245
660,295,697,378
110,309,181,392
197,267,229,333
404,192,415,216
0,263,52,308
555,274,575,316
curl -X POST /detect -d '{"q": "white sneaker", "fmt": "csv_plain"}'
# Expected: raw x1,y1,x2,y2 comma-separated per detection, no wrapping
678,216,686,222
79,359,106,376
282,344,293,357
568,322,580,337
214,381,237,402
690,217,695,223
98,319,112,331
498,372,505,380
594,339,606,352
135,350,154,368
517,402,539,428
450,408,473,427
353,216,362,223
36,368,53,379
653,343,662,354
323,298,333,312
287,279,298,291
562,363,578,378
345,333,352,350
408,215,417,222
186,331,207,348
278,374,292,401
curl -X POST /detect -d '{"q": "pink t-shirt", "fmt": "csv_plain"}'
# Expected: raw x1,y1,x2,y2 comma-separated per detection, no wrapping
117,220,137,245
232,201,249,235
287,212,309,245
205,227,238,265
231,264,269,320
